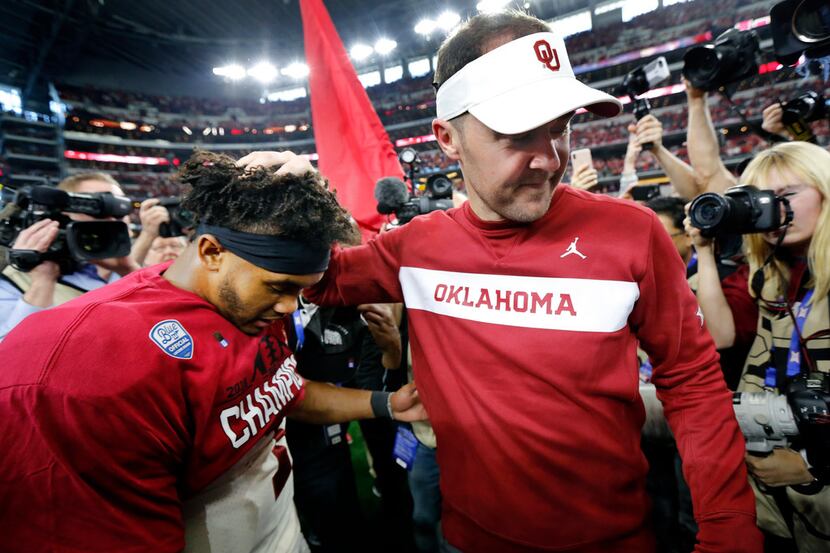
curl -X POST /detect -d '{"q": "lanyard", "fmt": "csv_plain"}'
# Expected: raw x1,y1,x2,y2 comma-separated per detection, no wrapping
787,288,814,378
686,252,698,272
766,289,815,387
292,309,305,351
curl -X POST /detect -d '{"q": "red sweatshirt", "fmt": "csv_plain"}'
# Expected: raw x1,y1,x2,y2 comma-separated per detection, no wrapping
306,185,761,552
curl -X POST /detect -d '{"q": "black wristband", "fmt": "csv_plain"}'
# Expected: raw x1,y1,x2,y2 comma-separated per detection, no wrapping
370,391,393,419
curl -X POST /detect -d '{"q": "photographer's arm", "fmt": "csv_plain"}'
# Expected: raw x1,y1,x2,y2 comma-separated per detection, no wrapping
685,80,737,195
683,216,735,349
635,115,701,198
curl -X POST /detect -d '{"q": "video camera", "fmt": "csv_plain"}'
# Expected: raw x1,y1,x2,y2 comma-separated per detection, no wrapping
683,28,762,92
688,184,792,238
733,372,830,483
156,196,195,238
770,0,830,66
0,185,132,273
375,148,454,225
615,56,671,121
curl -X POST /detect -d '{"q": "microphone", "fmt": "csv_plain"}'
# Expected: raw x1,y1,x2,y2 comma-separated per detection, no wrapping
374,177,409,214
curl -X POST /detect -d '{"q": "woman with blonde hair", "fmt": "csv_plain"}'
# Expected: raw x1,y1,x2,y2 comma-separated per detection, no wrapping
687,141,830,552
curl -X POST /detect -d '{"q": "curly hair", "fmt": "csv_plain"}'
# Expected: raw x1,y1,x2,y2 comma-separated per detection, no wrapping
178,151,357,250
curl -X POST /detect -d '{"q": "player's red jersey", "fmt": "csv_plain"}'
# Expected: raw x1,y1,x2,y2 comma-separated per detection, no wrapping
0,262,307,552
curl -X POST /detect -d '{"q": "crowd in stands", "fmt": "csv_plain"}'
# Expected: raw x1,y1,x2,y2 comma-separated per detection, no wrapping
51,0,775,151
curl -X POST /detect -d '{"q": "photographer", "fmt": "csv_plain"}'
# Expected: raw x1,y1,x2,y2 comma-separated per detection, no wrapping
686,141,830,552
0,173,141,339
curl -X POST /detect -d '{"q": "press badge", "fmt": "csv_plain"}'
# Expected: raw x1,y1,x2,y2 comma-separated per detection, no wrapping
393,426,419,471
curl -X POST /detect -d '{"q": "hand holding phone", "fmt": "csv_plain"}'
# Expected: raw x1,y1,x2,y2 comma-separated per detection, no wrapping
570,148,592,170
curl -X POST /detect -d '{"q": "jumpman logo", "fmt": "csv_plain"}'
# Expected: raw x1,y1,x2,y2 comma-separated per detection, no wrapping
560,237,587,259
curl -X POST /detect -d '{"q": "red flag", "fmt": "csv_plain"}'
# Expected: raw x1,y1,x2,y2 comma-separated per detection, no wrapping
300,0,404,235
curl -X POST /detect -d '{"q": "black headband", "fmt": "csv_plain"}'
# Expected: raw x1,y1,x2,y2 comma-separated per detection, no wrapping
197,224,330,274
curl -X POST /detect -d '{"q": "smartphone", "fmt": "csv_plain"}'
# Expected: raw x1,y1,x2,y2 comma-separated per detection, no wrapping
570,148,592,169
630,184,661,202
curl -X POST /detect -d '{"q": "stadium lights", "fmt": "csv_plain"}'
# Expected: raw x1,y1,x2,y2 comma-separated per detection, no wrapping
350,43,374,60
414,19,437,36
247,62,279,84
281,63,309,79
182,126,192,135
374,38,397,56
436,11,461,31
212,64,246,80
476,0,511,14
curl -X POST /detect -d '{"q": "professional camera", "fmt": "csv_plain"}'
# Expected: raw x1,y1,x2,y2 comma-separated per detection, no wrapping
375,173,454,225
0,185,132,273
615,56,671,121
375,148,454,225
156,196,195,238
683,28,761,92
771,0,830,66
688,184,791,238
781,90,830,142
733,372,829,482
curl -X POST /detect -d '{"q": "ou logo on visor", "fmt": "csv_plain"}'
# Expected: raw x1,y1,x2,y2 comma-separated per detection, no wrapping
534,40,560,72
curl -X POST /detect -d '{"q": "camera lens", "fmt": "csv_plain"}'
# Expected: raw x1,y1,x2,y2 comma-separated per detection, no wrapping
793,0,830,43
682,46,721,90
689,193,730,235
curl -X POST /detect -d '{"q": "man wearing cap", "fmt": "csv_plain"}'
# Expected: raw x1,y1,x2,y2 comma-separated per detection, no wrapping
0,151,426,553
246,11,762,553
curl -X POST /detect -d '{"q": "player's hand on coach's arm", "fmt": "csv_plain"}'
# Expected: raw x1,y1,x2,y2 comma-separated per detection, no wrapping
236,151,315,177
291,380,427,425
389,382,425,421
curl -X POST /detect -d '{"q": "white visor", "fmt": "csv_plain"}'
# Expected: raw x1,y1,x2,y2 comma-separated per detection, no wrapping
436,32,622,134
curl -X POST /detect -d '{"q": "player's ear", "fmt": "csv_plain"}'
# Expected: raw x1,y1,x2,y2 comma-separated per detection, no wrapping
196,234,227,272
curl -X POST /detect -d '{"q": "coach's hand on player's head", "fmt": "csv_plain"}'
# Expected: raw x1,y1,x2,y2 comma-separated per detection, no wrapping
236,151,315,177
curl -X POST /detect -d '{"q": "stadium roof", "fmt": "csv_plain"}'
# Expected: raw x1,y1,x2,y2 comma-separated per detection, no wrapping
0,0,593,100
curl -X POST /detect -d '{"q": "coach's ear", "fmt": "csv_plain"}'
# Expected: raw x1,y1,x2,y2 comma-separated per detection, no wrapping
196,233,227,272
433,118,462,161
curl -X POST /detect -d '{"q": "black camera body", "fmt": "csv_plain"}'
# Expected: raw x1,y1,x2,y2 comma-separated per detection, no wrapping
781,90,830,142
683,28,761,92
156,196,195,238
0,185,132,273
688,184,789,238
615,56,670,130
771,0,830,66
